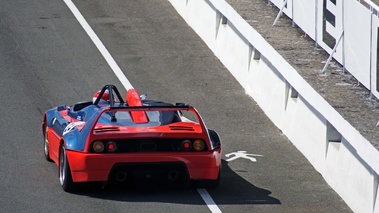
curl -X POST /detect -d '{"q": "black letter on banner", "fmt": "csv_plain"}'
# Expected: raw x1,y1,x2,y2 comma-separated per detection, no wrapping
323,0,337,49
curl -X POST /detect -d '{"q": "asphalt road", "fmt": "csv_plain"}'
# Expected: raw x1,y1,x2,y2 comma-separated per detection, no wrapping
0,0,351,212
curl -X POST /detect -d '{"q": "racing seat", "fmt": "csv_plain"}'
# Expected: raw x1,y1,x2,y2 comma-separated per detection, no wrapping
72,101,93,111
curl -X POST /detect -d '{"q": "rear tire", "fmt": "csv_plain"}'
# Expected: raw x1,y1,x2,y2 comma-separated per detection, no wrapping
43,123,52,162
59,145,75,192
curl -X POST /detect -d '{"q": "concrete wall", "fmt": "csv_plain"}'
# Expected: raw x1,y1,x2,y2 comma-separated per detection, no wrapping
168,0,379,212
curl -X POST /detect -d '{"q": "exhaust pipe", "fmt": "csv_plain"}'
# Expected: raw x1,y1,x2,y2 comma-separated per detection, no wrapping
167,170,179,181
116,171,127,182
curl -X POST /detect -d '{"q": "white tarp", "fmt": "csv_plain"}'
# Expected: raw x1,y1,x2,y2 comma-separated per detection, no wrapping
292,0,317,40
344,0,371,88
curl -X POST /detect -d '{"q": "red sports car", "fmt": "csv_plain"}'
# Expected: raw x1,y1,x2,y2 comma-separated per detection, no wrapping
42,85,221,191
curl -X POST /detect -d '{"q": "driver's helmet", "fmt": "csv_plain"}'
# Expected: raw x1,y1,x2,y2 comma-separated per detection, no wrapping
93,90,110,103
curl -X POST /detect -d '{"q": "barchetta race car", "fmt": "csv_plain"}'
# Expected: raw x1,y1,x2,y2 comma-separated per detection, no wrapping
42,85,221,191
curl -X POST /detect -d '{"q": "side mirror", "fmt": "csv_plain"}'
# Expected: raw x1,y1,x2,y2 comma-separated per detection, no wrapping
208,129,221,148
140,93,147,100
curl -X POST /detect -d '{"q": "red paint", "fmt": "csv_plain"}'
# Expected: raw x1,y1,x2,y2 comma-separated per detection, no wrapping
126,89,148,123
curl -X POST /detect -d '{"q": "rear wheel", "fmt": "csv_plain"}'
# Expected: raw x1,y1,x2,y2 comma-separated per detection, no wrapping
59,145,75,192
43,124,52,162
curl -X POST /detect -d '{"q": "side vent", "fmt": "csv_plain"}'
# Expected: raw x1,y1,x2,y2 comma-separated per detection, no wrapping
94,126,120,133
169,126,195,131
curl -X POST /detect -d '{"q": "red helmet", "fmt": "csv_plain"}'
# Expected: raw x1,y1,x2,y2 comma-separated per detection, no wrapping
93,90,110,103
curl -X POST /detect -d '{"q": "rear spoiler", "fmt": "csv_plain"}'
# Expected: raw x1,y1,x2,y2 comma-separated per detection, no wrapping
88,105,207,134
108,105,191,111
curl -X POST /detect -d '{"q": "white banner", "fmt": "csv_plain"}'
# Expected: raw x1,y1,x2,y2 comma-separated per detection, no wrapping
292,0,317,40
371,15,379,98
270,0,293,19
344,0,371,88
271,0,379,97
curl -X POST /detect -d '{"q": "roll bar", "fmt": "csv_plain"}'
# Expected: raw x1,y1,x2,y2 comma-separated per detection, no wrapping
93,85,125,106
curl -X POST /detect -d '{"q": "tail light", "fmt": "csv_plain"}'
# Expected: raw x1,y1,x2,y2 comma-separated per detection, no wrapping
181,139,206,151
106,141,118,152
193,139,205,151
93,141,105,153
92,141,118,153
181,140,192,151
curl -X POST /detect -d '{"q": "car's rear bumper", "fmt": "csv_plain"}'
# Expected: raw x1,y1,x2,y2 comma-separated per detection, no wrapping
66,149,221,183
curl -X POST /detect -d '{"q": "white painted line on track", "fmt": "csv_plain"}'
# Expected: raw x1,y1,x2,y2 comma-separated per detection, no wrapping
63,1,222,212
197,189,222,213
63,0,133,90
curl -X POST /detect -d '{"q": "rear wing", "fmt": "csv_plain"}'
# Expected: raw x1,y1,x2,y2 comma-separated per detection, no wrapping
89,105,209,133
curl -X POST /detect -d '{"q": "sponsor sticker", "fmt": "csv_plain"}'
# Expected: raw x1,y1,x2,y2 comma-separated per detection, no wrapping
63,121,85,135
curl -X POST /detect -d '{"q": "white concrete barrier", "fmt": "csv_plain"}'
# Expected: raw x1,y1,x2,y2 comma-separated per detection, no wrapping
168,0,379,212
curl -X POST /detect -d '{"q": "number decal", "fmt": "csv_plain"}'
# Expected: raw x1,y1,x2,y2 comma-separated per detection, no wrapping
63,122,85,135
